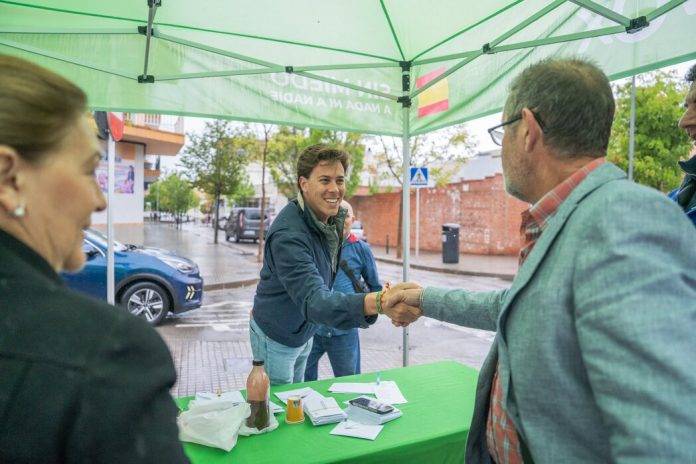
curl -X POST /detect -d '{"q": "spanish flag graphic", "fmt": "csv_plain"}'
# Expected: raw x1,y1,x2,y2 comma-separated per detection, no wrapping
416,67,449,118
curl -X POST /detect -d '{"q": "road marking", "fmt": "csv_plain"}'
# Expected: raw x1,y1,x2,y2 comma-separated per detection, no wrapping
200,300,251,309
174,322,249,329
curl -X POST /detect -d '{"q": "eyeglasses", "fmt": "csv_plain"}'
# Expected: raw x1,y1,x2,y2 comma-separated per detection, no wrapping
487,110,546,146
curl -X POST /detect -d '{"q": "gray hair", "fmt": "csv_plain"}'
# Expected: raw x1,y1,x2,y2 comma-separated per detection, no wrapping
686,63,696,84
503,57,615,158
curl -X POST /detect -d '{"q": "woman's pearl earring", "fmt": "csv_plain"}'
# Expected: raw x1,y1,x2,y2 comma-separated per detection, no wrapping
12,204,25,218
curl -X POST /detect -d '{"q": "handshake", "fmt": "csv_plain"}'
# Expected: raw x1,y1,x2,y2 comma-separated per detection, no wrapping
366,282,424,327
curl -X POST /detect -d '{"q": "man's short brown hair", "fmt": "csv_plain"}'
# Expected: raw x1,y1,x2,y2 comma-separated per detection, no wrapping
296,144,349,188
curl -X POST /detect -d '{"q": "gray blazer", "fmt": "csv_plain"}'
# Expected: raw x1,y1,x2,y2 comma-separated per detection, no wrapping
422,163,696,463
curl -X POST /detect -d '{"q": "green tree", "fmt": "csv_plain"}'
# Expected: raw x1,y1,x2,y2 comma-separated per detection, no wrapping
144,181,162,216
267,126,312,199
267,126,366,199
146,174,197,228
374,124,476,257
180,120,256,243
226,180,256,205
608,71,691,192
306,129,365,198
199,193,213,215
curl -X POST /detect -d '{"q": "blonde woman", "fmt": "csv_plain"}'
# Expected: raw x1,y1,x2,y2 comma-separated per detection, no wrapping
0,55,188,463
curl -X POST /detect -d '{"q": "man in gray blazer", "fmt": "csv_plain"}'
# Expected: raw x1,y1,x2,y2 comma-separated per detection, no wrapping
385,58,696,463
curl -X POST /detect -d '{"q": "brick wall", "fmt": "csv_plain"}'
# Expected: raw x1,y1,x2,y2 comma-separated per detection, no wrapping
351,173,527,256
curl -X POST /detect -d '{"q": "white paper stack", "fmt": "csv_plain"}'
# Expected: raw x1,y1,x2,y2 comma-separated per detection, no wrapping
329,381,408,405
344,396,403,425
269,400,284,415
274,387,317,404
328,382,375,394
303,395,347,426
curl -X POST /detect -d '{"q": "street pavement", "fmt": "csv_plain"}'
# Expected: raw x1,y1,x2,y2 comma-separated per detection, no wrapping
372,245,518,281
141,222,509,397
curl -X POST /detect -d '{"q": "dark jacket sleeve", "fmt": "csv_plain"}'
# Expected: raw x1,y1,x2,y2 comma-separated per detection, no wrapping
359,242,382,292
267,230,372,329
67,315,189,464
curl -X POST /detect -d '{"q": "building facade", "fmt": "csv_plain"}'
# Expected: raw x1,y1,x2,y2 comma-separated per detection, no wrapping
91,113,185,243
351,150,528,256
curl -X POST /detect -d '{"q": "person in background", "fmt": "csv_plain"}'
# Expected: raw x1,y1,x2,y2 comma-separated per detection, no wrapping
385,58,696,463
670,63,696,225
0,55,188,463
304,200,382,381
250,144,419,386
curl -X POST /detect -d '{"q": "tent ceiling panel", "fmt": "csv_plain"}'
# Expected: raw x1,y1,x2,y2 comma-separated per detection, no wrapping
1,0,695,136
155,27,400,68
380,0,520,60
0,2,140,29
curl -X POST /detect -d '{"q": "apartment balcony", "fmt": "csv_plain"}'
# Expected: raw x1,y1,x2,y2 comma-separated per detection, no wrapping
121,113,185,156
144,168,161,181
124,113,184,134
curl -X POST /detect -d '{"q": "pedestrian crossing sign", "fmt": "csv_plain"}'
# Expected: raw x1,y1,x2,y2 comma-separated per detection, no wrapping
410,167,429,187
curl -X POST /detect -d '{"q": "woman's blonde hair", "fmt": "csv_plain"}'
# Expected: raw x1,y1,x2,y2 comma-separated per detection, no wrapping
0,54,87,163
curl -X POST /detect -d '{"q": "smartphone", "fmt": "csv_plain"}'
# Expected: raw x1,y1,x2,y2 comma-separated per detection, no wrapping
348,397,394,415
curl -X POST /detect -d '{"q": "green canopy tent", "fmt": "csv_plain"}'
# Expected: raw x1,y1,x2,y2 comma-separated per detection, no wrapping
3,0,695,364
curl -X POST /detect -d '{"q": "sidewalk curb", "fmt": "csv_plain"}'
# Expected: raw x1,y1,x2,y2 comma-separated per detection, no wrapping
203,278,260,292
374,256,515,282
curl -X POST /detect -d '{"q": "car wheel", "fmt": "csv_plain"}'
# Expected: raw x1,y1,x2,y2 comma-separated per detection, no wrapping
120,281,170,325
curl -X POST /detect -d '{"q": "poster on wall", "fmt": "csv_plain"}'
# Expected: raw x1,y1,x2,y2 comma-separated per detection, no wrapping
96,159,135,194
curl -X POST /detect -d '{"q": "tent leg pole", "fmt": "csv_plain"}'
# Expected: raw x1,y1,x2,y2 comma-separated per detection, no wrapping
628,75,637,181
107,133,116,305
401,65,411,368
139,2,158,82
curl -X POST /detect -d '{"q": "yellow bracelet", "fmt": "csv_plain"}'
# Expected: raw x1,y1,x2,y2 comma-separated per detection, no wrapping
375,290,383,315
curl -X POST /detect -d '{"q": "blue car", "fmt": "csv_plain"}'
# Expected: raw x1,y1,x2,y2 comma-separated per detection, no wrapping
62,229,204,325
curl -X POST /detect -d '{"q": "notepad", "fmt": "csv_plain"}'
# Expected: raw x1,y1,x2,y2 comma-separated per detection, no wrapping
303,396,347,426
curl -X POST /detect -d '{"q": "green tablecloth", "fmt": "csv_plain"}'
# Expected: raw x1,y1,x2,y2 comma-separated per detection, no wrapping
176,360,478,464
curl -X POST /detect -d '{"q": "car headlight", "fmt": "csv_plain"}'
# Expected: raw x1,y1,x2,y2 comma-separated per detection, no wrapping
161,257,196,273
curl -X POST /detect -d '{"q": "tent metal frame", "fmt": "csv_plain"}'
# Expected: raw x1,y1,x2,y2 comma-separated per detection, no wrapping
1,0,690,366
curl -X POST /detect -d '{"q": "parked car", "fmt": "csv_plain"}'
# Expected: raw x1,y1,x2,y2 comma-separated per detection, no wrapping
225,208,270,243
61,229,204,325
351,220,367,242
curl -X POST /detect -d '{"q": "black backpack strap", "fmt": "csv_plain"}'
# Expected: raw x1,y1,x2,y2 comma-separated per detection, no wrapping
339,260,369,293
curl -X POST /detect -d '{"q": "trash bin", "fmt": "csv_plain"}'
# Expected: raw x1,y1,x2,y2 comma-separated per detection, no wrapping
442,223,460,264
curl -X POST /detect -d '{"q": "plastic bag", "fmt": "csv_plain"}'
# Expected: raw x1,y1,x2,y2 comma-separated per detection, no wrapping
178,400,250,452
238,402,279,436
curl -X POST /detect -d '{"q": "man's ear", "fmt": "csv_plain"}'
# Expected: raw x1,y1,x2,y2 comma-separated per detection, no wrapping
521,108,542,153
0,145,23,214
298,176,309,193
